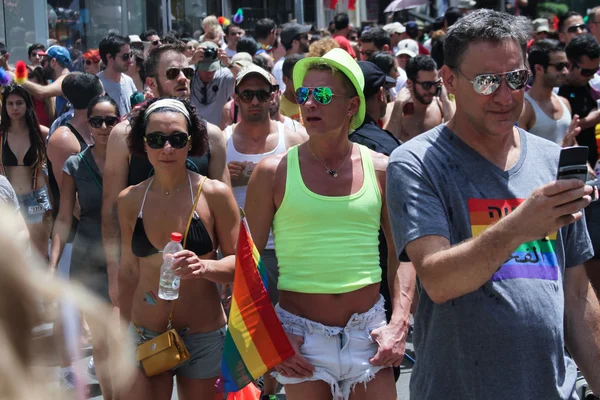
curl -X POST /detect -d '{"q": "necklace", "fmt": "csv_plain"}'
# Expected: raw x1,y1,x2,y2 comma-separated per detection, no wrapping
307,143,353,178
163,173,189,195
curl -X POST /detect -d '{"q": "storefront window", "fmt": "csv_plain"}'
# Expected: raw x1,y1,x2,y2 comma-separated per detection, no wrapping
4,0,37,63
170,0,218,38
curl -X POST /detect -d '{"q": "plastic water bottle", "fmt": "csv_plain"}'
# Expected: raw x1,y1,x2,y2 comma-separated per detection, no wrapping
158,232,183,300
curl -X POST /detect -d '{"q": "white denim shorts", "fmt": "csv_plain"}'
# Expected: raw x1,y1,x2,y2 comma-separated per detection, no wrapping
273,295,387,400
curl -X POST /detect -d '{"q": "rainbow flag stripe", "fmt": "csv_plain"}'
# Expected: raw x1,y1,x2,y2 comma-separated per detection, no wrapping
221,217,294,393
468,198,559,282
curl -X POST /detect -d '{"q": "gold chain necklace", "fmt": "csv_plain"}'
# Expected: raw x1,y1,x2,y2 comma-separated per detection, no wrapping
307,143,353,178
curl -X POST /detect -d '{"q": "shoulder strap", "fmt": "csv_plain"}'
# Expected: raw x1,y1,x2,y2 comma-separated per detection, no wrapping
183,176,207,249
78,152,102,190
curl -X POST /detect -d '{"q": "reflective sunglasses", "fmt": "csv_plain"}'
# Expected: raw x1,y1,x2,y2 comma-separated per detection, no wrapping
144,132,190,149
89,116,119,128
548,62,569,71
566,24,587,34
120,52,134,61
415,79,442,90
237,89,271,103
455,68,530,95
295,87,344,105
165,67,194,80
572,62,599,78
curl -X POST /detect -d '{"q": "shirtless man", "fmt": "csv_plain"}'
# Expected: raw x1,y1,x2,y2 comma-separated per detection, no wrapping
245,48,414,400
384,55,454,142
102,44,229,306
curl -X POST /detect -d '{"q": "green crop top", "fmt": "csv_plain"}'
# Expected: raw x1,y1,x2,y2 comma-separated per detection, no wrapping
272,144,382,294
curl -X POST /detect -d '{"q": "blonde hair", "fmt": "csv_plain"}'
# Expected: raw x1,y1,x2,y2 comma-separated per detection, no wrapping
307,38,340,58
0,207,133,399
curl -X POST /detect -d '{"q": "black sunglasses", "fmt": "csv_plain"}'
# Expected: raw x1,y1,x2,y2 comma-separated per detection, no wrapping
237,89,271,103
548,62,569,71
152,40,161,46
144,132,190,149
85,59,99,66
566,24,587,34
415,79,442,90
89,116,119,128
165,67,194,80
360,50,375,58
120,52,134,61
572,62,599,78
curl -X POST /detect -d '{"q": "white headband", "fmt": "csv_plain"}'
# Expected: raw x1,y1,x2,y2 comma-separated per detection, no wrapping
144,98,191,123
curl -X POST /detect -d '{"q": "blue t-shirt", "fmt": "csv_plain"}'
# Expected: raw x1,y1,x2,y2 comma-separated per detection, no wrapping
387,124,593,400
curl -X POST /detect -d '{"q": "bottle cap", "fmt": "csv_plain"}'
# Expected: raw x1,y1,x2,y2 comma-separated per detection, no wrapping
171,232,183,242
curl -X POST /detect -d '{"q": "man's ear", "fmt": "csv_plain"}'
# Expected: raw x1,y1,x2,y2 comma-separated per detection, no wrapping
440,65,457,96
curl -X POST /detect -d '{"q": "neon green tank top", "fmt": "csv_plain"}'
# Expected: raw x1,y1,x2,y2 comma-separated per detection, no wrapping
273,144,382,294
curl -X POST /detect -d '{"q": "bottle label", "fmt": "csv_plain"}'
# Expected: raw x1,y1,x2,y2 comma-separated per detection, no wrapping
172,277,180,290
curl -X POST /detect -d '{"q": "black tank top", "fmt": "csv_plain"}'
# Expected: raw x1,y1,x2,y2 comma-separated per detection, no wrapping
48,123,88,242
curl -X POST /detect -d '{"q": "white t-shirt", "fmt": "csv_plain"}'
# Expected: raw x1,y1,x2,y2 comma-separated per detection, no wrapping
222,43,237,59
272,57,286,92
390,67,408,100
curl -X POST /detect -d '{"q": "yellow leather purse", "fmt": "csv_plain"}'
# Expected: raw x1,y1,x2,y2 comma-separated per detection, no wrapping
134,177,206,377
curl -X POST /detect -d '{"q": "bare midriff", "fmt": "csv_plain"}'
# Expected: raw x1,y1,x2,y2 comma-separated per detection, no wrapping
131,252,226,334
279,283,381,327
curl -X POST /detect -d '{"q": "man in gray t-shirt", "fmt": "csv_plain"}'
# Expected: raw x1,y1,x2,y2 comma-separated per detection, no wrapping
97,35,137,116
387,10,600,400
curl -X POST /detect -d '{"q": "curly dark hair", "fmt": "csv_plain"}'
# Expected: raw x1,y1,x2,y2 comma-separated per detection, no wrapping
127,97,207,156
0,84,47,169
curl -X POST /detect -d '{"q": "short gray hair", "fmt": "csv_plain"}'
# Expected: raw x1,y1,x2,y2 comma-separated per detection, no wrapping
444,9,532,69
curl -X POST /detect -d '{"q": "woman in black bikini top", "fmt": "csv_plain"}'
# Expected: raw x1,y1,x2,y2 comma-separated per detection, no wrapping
117,98,239,400
0,84,51,257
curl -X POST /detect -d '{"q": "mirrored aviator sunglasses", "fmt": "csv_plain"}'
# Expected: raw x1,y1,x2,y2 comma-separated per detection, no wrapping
88,116,119,128
144,132,190,149
467,69,531,95
165,67,195,80
295,86,335,105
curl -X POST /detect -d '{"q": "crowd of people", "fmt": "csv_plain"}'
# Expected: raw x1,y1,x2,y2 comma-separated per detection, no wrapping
0,4,600,400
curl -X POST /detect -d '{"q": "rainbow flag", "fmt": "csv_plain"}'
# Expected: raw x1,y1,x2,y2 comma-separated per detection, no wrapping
468,198,559,281
220,215,294,393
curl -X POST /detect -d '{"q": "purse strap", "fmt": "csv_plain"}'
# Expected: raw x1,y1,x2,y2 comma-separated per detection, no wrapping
134,175,208,336
78,152,102,190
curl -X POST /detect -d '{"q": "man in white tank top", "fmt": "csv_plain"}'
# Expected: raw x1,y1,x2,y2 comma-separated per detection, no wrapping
518,39,579,144
224,63,306,397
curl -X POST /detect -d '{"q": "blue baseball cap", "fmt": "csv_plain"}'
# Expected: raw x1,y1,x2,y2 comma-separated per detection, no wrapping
40,45,72,67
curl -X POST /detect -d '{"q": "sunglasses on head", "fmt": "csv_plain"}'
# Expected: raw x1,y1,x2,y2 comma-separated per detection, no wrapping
415,79,442,90
454,68,530,95
548,61,570,71
89,116,119,128
572,62,599,78
144,132,190,149
237,89,271,103
295,86,345,105
165,67,194,80
120,52,134,61
566,24,587,34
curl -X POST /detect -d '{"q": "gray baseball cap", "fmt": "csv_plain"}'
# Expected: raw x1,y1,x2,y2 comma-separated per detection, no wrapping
280,23,312,47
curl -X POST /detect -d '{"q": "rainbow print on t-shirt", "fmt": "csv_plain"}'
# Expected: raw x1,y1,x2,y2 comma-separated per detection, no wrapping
468,198,558,281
